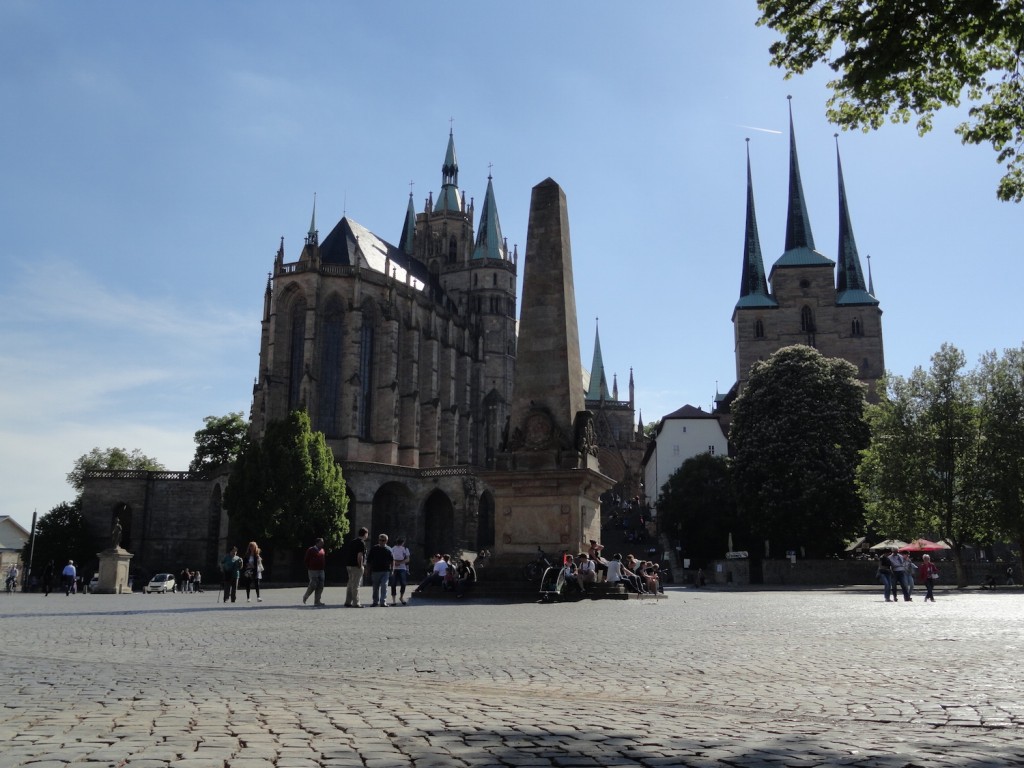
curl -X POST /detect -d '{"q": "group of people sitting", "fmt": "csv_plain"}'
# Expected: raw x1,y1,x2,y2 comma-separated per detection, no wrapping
558,540,663,596
413,553,477,598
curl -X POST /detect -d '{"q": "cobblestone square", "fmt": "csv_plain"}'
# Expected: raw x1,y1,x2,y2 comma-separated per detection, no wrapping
0,584,1021,767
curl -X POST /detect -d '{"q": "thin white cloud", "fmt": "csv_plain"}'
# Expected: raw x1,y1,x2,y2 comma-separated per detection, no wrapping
737,124,783,135
0,259,254,528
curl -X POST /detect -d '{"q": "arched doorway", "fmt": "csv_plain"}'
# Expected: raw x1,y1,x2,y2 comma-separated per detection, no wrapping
476,490,495,551
371,482,413,541
422,490,454,560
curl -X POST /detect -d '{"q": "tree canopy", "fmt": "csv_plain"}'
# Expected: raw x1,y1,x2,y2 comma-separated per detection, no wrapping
757,0,1024,201
976,347,1024,563
730,345,869,558
66,447,165,492
189,412,249,473
21,500,94,580
223,410,349,550
657,453,740,564
857,344,987,586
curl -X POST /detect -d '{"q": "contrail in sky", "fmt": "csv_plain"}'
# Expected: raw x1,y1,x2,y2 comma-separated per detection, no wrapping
737,125,783,134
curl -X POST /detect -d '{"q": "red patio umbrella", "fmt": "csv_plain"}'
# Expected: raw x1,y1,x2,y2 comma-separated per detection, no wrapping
899,538,950,553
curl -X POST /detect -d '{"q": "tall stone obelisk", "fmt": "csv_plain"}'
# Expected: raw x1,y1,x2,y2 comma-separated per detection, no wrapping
486,178,611,567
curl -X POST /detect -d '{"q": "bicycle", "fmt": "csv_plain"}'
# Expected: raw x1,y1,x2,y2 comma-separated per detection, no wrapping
523,546,554,582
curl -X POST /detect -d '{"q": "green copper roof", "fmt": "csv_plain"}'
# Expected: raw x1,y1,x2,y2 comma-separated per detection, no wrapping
434,131,462,213
472,175,508,260
783,98,815,253
585,322,612,401
736,140,777,311
399,193,416,256
774,245,834,268
835,140,878,306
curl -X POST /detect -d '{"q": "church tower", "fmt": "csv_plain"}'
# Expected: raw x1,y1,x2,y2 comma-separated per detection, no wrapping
732,101,884,401
404,131,518,468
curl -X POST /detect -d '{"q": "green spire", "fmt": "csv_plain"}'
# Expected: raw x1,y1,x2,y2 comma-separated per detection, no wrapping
774,98,833,269
784,97,814,252
585,320,611,401
305,192,318,246
434,129,462,213
473,173,507,260
835,138,878,306
399,191,416,256
736,139,776,309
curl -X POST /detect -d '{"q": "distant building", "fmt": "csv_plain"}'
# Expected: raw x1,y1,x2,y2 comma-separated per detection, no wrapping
583,323,646,505
723,101,884,413
641,405,728,508
0,515,30,576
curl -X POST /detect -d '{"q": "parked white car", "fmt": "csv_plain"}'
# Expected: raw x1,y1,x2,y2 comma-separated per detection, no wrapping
145,573,175,593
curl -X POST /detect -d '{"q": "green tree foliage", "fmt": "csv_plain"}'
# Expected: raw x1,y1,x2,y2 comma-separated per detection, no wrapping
66,447,165,492
189,412,249,473
977,346,1024,572
731,345,869,558
21,500,94,581
657,453,739,563
858,344,987,587
757,1,1024,201
223,410,349,549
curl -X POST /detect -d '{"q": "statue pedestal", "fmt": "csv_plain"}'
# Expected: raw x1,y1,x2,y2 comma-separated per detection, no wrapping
485,467,611,569
95,548,133,594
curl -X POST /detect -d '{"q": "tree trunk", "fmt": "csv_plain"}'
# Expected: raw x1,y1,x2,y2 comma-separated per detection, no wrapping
952,544,967,588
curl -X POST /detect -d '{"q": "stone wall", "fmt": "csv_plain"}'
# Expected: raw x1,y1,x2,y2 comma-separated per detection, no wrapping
706,558,1016,587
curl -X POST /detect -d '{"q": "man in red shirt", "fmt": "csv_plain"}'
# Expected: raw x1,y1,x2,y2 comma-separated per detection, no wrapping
302,537,327,607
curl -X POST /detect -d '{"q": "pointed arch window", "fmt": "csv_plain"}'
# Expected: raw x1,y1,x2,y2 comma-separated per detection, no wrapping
447,235,458,264
358,315,375,439
288,302,306,410
317,301,344,436
800,306,815,332
851,317,863,337
754,319,765,339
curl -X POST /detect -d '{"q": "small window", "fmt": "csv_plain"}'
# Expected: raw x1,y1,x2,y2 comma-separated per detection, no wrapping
851,318,863,337
708,445,716,455
672,445,680,456
492,273,497,286
754,319,765,338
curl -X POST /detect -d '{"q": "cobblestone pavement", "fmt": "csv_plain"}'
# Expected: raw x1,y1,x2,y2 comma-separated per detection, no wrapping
0,584,1022,767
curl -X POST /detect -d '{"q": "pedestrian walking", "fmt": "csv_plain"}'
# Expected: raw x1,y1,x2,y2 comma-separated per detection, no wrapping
340,528,369,607
221,546,243,603
890,549,913,601
61,560,77,595
42,560,54,596
243,541,263,602
301,537,327,607
876,550,895,602
389,536,411,605
919,554,939,602
367,533,394,607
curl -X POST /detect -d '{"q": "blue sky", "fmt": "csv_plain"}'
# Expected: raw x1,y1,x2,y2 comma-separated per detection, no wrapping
2,2,1020,531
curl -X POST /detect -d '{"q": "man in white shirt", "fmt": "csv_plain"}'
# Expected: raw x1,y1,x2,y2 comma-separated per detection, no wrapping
389,537,412,606
62,560,77,595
